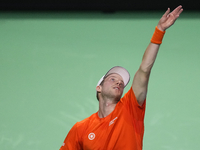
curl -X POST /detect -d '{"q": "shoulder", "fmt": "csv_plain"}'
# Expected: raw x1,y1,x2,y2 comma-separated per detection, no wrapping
121,87,145,108
120,87,136,102
70,112,97,141
76,112,98,129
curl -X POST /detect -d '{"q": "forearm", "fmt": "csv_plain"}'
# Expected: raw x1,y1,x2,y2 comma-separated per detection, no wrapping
140,42,160,74
140,24,167,73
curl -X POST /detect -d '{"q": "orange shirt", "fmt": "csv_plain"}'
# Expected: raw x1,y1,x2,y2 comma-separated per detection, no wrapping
60,87,146,150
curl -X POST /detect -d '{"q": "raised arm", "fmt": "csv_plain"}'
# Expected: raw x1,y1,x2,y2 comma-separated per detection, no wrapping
132,5,183,106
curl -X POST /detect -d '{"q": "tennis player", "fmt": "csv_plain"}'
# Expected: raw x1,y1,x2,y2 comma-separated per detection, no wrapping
60,5,183,150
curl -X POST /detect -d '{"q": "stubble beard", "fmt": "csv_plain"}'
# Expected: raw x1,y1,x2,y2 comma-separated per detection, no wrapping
103,89,123,102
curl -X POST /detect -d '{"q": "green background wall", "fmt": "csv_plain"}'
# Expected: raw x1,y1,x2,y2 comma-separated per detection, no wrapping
0,11,200,150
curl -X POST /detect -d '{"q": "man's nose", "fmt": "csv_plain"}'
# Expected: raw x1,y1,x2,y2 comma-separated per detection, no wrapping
116,80,124,87
116,80,121,85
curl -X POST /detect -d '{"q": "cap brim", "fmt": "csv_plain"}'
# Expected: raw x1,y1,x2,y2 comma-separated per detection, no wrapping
97,66,130,87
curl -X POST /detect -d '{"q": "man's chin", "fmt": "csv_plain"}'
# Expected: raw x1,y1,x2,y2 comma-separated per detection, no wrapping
113,94,123,101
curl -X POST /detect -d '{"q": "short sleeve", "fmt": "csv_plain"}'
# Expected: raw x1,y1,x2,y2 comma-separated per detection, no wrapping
60,123,82,150
120,87,146,121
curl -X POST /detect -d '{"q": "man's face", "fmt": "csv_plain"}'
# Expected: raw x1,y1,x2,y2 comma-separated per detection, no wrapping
100,73,125,100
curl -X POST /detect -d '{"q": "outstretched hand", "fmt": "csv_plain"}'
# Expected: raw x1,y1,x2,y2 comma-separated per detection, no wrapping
157,5,183,31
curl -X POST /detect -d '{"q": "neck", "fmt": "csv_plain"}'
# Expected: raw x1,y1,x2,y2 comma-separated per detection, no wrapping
98,98,118,118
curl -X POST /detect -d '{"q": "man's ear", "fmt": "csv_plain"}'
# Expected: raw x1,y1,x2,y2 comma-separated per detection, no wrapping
96,85,101,92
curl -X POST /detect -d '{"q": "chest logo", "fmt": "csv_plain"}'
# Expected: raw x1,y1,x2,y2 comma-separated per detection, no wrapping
88,133,95,140
109,117,118,126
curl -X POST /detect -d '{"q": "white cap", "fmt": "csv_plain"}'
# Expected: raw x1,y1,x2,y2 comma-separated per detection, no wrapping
97,66,130,87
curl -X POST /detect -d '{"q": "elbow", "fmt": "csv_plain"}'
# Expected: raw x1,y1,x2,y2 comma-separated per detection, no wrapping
139,64,152,75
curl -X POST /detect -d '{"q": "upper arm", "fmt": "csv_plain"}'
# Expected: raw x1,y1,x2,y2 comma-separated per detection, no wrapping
132,67,150,106
132,42,160,106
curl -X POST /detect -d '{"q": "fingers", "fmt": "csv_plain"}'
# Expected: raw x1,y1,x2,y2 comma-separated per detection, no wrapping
163,8,170,17
171,5,183,17
177,7,183,16
163,5,183,18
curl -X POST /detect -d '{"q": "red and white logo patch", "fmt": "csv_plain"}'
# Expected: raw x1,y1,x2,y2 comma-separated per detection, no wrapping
88,133,95,140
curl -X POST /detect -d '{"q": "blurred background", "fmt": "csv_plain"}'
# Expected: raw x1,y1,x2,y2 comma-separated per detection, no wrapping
0,0,200,11
0,1,200,150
